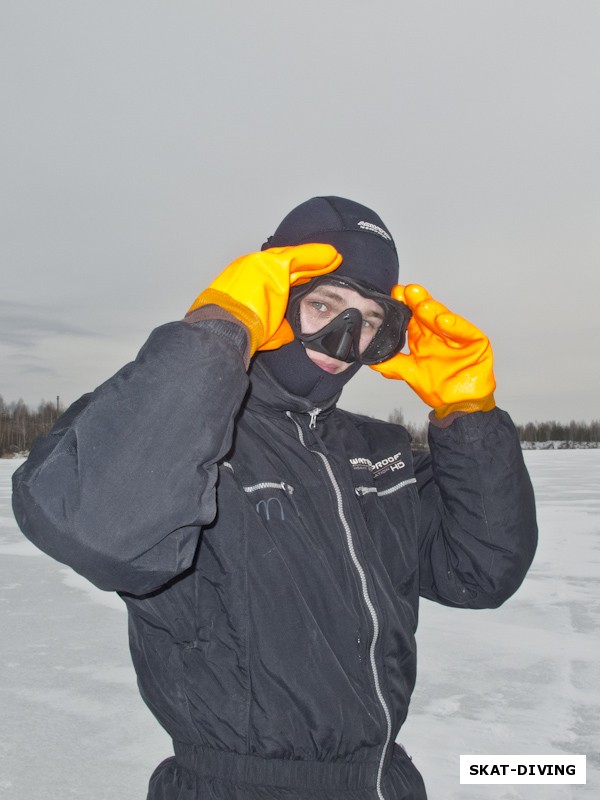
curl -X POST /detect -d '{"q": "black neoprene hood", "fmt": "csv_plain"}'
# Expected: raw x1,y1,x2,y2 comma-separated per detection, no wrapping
262,196,399,295
257,196,401,402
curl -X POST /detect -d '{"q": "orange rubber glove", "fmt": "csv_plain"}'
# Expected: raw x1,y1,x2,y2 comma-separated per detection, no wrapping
370,284,496,418
187,244,342,357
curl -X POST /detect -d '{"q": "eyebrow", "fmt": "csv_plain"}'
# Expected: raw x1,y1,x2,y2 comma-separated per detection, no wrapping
307,287,384,320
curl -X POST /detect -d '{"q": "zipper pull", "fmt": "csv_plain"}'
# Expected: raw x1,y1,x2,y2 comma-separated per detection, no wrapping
308,407,322,429
281,482,301,517
355,485,377,497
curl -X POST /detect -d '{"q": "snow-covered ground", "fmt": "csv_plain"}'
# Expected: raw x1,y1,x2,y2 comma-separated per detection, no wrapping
1,451,598,799
520,441,599,450
401,449,600,799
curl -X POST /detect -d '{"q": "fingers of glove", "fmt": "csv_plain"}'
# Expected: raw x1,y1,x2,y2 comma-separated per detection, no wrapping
257,319,295,351
403,301,447,352
403,287,467,344
404,314,428,353
402,284,433,309
409,298,481,354
393,284,486,345
433,311,489,348
209,244,340,296
390,285,406,303
390,285,427,346
265,243,342,286
396,286,437,345
406,300,456,355
410,297,451,331
406,288,488,347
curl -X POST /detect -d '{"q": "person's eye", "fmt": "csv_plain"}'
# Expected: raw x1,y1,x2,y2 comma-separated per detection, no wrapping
362,318,380,330
310,301,329,313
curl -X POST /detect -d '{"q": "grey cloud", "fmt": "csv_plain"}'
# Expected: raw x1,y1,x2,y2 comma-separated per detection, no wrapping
17,364,60,377
7,351,44,362
0,301,101,348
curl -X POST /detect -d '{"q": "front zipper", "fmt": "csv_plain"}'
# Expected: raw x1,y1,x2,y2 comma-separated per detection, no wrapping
286,411,392,800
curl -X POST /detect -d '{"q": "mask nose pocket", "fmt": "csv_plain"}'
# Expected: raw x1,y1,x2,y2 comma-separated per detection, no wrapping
315,307,363,363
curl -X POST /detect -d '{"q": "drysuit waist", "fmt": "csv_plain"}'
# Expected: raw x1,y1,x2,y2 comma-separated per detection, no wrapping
173,742,381,790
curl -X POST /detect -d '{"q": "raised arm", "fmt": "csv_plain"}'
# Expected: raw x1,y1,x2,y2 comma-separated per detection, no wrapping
12,243,341,596
414,408,537,608
372,283,537,607
12,319,250,595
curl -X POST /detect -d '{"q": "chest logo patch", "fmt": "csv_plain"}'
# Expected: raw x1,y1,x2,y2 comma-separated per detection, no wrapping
349,451,406,479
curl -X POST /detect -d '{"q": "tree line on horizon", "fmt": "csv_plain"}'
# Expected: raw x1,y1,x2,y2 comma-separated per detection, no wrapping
0,396,65,457
387,409,600,451
0,395,598,456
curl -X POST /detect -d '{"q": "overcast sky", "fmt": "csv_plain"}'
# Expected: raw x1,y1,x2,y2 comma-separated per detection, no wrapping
2,1,599,425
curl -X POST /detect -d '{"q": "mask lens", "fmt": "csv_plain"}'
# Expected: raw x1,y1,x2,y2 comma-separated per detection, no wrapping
360,308,406,364
289,277,411,365
299,285,384,337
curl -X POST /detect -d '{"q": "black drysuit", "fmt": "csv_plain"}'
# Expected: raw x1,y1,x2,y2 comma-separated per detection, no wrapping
12,318,537,800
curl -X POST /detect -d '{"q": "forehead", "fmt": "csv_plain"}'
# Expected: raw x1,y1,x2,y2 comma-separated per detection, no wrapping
304,281,383,316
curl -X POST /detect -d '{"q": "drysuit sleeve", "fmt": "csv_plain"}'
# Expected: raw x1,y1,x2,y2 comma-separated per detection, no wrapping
11,319,249,596
414,407,537,608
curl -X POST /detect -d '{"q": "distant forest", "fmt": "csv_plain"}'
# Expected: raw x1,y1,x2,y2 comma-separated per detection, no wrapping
386,409,599,451
0,396,598,456
1,397,65,456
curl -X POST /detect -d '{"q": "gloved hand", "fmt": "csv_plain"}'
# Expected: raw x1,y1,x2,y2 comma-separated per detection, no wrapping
370,284,496,418
187,244,342,356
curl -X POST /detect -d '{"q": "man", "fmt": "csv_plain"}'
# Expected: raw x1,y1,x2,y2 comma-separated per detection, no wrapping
12,196,537,800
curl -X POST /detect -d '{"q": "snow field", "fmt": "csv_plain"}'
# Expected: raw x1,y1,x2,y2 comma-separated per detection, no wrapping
402,450,600,799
